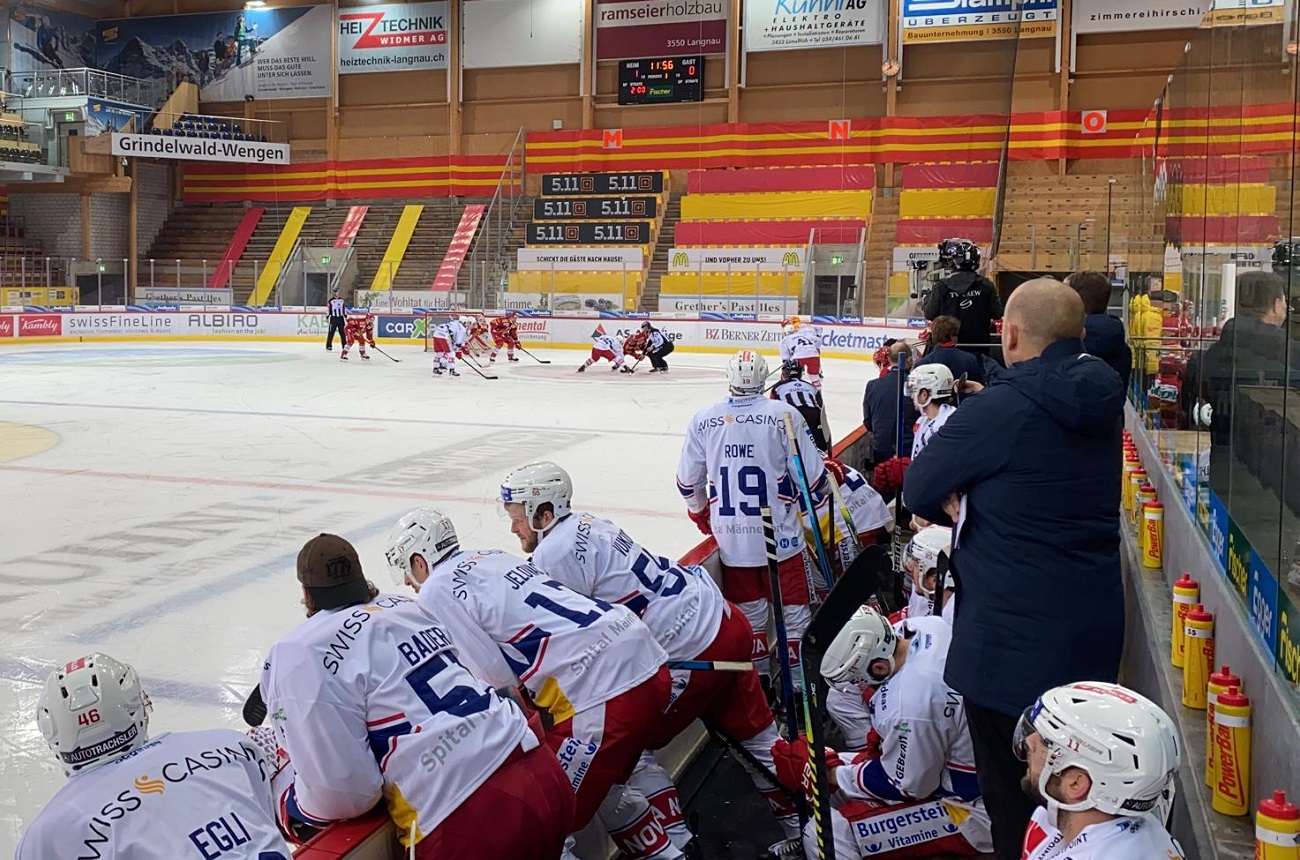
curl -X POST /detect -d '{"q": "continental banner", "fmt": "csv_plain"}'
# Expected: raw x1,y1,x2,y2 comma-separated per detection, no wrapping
527,221,654,245
902,0,1058,43
668,247,803,271
337,2,448,75
744,0,886,51
595,0,728,60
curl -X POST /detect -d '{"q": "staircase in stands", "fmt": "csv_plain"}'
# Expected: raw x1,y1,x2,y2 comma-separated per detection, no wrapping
862,192,899,317
641,192,682,313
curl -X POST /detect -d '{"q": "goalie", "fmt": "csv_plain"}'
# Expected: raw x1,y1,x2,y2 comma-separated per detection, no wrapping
341,307,375,361
774,607,992,860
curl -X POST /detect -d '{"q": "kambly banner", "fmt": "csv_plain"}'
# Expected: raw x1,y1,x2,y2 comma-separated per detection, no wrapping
595,0,728,60
337,2,448,74
432,204,486,291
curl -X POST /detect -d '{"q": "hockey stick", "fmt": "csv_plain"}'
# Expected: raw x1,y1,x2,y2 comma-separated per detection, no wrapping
762,506,806,830
244,684,267,727
782,412,835,591
667,659,752,672
459,352,499,380
702,720,804,807
372,345,401,363
518,345,551,365
824,470,864,568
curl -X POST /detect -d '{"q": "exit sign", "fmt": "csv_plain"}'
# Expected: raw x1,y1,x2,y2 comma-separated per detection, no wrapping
831,255,844,266
64,112,76,122
320,255,331,265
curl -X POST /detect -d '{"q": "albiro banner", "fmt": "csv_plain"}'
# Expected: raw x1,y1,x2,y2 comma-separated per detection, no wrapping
338,2,448,74
112,134,290,164
518,248,645,271
668,247,803,271
137,288,235,304
902,0,1058,43
744,0,886,50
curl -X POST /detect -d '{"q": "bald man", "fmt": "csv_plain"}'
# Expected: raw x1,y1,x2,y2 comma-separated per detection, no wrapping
900,278,1126,860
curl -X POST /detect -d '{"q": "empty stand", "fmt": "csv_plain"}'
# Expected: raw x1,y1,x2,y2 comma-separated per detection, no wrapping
207,208,264,289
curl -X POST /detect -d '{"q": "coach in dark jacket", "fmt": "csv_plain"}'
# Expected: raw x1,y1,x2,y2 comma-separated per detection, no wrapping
862,341,916,463
903,278,1125,860
1066,270,1132,387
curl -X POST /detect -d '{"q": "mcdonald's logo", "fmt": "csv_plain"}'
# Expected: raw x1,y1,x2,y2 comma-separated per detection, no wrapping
828,120,851,142
602,128,624,149
672,252,689,268
781,251,800,267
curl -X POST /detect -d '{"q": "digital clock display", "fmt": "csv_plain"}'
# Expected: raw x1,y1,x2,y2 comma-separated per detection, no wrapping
618,56,704,106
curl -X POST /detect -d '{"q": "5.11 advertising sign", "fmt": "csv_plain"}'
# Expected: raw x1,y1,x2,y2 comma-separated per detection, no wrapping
527,221,654,244
534,196,659,220
542,172,665,195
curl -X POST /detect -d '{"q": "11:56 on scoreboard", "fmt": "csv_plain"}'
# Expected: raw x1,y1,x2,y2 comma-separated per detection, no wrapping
618,57,704,106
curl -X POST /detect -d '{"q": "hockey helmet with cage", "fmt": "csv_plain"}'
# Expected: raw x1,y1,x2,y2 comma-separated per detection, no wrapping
905,525,952,598
780,359,803,380
727,350,769,396
1013,681,1181,820
386,508,461,586
938,238,980,271
905,363,955,407
821,606,900,687
782,315,802,336
500,461,574,532
38,654,151,775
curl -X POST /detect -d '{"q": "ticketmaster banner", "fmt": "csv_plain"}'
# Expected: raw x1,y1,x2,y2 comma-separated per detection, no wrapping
745,0,887,50
337,2,448,74
902,0,1058,43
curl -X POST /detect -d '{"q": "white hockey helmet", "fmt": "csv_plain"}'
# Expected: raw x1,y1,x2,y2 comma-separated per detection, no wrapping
820,606,900,687
906,526,952,597
905,363,955,406
1014,681,1181,819
38,654,151,775
727,349,769,396
386,507,461,585
500,461,574,530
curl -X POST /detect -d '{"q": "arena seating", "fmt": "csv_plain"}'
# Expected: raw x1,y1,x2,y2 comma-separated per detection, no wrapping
152,113,267,142
0,113,41,164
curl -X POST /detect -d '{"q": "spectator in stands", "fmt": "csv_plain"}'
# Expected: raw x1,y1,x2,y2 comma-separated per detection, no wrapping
917,315,984,385
902,278,1126,860
1066,270,1131,388
862,341,916,466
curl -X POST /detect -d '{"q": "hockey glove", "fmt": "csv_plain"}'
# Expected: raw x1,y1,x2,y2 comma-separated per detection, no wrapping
772,737,811,793
823,457,849,486
687,506,711,535
872,456,911,497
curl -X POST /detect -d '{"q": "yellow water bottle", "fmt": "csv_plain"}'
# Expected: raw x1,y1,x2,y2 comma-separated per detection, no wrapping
1136,482,1158,529
1182,605,1214,710
1206,665,1240,787
1123,454,1140,512
1128,469,1148,526
1172,574,1200,668
1143,500,1164,569
1212,686,1251,817
1256,790,1300,859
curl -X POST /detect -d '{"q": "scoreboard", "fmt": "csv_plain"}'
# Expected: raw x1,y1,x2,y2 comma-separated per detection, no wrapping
618,57,704,106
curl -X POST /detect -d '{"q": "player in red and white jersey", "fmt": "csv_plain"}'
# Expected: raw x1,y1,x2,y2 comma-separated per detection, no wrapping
907,364,957,460
386,508,685,860
489,311,521,363
1016,682,1183,860
261,534,571,860
779,316,823,388
430,319,462,377
809,458,891,581
775,609,992,860
341,307,375,361
18,653,295,860
579,330,630,373
499,461,805,854
623,330,650,366
675,349,828,681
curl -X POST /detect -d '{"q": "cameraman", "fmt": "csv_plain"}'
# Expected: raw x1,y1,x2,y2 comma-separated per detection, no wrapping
924,239,1002,357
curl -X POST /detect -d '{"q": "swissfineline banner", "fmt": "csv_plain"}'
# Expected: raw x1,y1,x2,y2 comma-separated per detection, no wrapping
112,133,290,165
337,2,448,74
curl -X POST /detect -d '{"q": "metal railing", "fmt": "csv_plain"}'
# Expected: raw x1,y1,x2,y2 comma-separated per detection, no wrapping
466,126,527,307
6,68,166,108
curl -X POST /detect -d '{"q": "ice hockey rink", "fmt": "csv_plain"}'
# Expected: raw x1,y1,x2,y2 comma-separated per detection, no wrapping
0,340,872,854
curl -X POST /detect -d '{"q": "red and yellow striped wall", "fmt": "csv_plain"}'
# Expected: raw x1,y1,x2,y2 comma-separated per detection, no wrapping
182,156,515,204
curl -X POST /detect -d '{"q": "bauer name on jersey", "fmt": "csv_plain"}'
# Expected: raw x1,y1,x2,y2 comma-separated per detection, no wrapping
261,595,532,838
16,729,289,860
418,549,666,721
676,394,826,568
531,512,726,661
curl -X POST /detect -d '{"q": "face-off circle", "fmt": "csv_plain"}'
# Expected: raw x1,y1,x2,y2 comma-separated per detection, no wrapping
507,363,723,384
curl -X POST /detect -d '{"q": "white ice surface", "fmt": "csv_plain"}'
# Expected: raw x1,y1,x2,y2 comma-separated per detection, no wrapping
0,341,871,853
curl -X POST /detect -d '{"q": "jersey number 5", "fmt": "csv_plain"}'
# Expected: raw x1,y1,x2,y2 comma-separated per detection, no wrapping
716,464,769,516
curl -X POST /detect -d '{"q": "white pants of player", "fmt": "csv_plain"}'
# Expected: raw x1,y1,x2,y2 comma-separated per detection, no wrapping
826,684,872,752
559,779,684,860
432,336,456,371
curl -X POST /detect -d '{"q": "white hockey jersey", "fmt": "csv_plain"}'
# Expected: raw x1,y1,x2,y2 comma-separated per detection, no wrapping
260,594,532,845
16,728,293,860
837,617,990,852
432,321,455,344
911,404,956,460
532,512,725,661
593,334,624,356
803,464,891,577
780,329,821,362
448,319,469,347
1020,807,1184,860
419,548,666,722
677,394,827,568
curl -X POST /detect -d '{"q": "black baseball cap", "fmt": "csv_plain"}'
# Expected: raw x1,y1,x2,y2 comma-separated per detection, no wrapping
297,534,371,610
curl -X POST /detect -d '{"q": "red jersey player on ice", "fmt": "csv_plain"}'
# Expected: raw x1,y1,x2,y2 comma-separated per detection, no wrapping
623,330,649,366
489,311,522,363
341,307,375,360
675,349,828,687
578,328,631,373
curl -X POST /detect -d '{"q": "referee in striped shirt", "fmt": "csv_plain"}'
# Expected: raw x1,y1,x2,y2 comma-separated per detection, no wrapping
326,289,346,350
771,359,828,451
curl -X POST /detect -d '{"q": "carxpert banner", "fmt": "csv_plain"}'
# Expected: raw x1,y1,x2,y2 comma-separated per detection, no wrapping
97,6,332,101
902,0,1058,43
337,3,448,75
